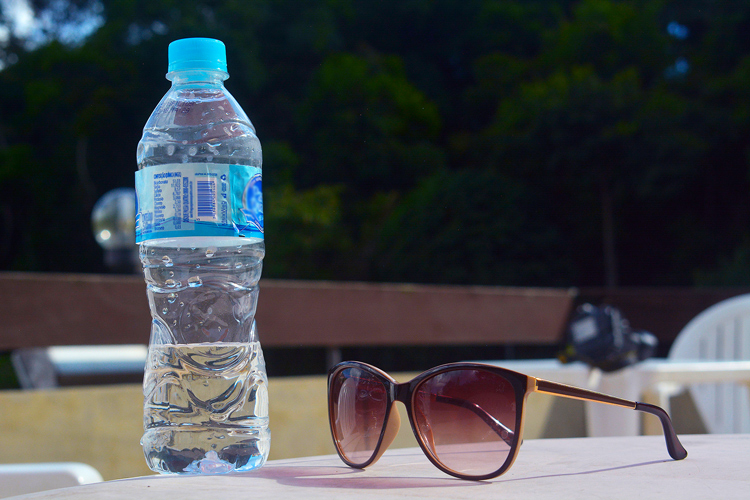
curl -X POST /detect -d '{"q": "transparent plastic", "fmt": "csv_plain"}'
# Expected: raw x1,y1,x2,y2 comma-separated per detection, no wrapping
138,66,269,474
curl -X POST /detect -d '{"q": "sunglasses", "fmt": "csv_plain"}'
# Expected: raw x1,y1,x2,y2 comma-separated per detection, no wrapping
327,361,687,480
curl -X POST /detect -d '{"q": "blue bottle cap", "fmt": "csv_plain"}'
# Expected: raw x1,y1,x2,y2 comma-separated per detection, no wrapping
168,38,227,74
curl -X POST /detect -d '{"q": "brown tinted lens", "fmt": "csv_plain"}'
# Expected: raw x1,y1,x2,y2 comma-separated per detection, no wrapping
330,367,389,465
413,368,518,477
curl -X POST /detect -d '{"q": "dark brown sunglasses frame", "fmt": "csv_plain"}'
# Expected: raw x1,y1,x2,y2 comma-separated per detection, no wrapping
327,361,688,481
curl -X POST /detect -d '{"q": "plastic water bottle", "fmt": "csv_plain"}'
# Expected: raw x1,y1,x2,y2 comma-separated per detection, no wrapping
135,38,269,474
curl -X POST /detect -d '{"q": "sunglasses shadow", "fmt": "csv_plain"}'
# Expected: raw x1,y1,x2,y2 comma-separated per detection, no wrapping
244,454,488,490
499,459,672,483
247,455,673,489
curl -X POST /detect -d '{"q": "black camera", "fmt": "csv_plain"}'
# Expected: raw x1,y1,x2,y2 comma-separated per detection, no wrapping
559,303,658,372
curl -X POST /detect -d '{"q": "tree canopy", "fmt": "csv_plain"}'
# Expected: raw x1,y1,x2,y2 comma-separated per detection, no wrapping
2,0,750,287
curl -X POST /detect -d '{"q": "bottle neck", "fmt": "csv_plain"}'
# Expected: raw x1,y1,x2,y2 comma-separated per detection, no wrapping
167,69,229,86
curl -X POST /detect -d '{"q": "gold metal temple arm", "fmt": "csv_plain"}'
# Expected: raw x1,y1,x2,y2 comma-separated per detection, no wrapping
530,377,688,461
533,378,636,409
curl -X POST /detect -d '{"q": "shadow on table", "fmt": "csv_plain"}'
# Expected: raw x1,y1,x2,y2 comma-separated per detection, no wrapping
250,464,485,490
498,459,672,484
237,455,673,489
120,453,674,491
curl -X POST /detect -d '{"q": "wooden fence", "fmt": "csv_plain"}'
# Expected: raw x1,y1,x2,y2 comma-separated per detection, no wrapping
1,272,748,352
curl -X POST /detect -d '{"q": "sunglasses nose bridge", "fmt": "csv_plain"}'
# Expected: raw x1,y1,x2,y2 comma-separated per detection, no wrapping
393,381,411,405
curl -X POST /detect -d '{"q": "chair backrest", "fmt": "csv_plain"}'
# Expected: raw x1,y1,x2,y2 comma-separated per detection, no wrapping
670,294,750,433
0,463,102,498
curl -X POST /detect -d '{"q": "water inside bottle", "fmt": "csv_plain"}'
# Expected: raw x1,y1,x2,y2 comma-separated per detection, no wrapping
140,237,268,474
140,238,264,344
141,341,270,474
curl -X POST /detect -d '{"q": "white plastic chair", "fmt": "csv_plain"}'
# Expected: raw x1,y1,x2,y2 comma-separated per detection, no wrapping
660,294,750,433
11,345,148,389
0,463,103,498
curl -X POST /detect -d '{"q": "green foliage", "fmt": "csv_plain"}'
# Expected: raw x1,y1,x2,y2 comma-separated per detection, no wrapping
372,169,572,285
694,241,750,286
548,0,668,80
0,354,20,390
298,51,444,193
3,0,750,285
264,183,352,280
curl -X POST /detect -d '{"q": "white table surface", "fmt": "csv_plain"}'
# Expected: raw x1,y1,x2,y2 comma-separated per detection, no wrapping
7,434,747,500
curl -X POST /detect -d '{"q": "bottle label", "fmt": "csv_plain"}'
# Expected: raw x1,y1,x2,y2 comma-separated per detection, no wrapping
135,163,263,242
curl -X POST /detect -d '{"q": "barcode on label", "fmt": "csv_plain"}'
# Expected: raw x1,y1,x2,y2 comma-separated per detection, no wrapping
196,179,217,220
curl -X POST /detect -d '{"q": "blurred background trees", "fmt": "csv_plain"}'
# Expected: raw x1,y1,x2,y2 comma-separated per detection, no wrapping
2,0,750,287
